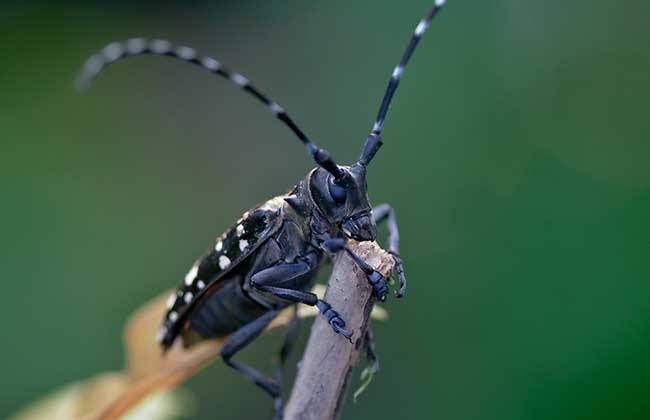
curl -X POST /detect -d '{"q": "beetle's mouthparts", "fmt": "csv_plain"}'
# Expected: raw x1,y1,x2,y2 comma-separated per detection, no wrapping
341,213,376,241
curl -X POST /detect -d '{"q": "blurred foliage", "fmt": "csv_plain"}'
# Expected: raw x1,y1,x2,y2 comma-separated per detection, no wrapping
1,0,649,419
6,289,221,420
7,282,386,419
10,379,195,420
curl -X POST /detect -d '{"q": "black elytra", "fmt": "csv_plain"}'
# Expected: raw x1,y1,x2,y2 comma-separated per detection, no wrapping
76,1,448,418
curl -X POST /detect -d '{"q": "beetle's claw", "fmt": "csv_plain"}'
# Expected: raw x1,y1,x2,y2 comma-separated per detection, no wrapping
317,299,353,343
331,319,353,343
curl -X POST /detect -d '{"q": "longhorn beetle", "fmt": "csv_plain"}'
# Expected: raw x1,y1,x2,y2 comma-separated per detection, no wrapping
77,1,447,417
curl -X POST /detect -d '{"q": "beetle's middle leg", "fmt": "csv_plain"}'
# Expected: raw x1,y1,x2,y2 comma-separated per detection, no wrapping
250,255,353,341
220,308,284,419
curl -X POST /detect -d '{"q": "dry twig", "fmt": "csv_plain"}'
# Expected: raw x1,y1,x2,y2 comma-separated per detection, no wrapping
284,241,395,420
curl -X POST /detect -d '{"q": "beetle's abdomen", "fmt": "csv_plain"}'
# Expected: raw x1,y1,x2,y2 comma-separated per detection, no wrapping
157,198,285,349
187,275,271,338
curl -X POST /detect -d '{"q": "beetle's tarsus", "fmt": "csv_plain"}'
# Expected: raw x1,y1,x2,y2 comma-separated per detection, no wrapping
340,243,391,301
317,299,353,341
331,318,354,342
366,270,389,301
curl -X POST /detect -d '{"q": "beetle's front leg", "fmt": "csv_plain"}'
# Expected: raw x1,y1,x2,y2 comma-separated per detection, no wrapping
321,237,389,301
372,203,407,297
250,256,353,341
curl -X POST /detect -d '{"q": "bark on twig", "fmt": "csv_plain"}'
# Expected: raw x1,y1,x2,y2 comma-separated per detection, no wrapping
284,241,395,420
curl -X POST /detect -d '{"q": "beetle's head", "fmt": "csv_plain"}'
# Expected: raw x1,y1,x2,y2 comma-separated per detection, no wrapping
308,163,375,241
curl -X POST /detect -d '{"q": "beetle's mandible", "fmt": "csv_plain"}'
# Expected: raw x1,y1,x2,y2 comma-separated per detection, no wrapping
77,1,448,418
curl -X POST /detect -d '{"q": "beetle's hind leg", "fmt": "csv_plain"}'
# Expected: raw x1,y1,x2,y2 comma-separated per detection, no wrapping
273,305,301,390
220,308,285,420
372,203,407,297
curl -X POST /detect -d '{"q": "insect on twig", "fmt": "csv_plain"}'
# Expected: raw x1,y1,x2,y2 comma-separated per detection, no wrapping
76,1,448,418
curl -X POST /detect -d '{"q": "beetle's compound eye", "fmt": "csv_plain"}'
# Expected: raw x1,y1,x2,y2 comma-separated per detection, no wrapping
328,177,347,205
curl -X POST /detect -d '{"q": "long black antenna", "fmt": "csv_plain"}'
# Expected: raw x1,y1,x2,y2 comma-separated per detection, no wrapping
370,0,447,137
77,38,346,180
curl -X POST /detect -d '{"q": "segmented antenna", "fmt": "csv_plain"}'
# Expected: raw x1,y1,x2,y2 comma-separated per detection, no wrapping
77,38,346,180
370,0,447,136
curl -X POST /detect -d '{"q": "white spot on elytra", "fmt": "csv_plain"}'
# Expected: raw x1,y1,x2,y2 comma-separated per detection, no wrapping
156,326,167,343
169,311,178,322
231,73,248,86
236,224,245,237
415,19,429,37
219,255,231,269
197,280,206,290
166,293,176,309
184,292,193,304
239,239,249,251
215,240,223,252
184,265,198,286
392,65,404,79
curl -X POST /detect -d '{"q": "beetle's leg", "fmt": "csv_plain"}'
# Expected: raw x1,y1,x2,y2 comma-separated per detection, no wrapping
251,260,313,287
220,308,284,420
345,247,390,301
274,306,300,389
251,260,353,341
372,204,399,253
372,203,407,297
255,285,352,342
321,238,389,301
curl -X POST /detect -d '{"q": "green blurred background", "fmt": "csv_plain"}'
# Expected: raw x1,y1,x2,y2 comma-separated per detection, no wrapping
2,0,649,419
